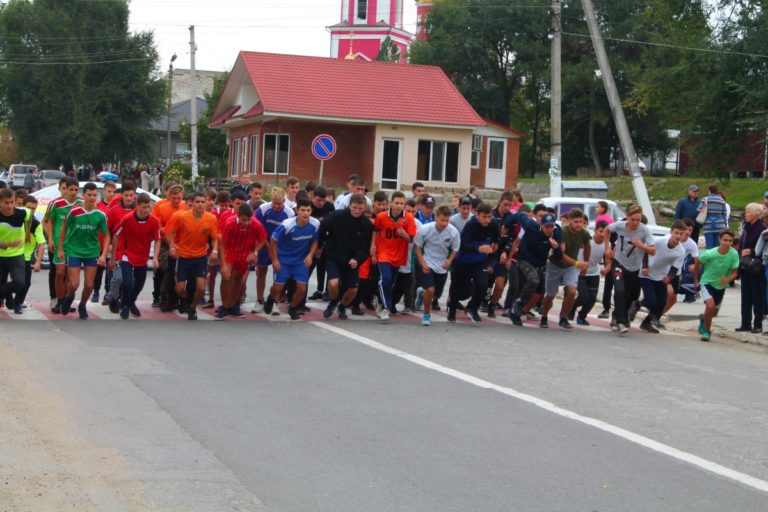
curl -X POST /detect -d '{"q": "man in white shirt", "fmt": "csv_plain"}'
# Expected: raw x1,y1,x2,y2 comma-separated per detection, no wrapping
450,196,473,234
659,218,700,326
571,220,611,325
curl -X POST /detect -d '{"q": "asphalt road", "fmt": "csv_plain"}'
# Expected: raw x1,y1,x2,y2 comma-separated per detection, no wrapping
2,275,768,511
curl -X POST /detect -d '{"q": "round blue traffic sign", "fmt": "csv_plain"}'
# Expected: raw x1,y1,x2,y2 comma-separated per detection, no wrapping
312,134,337,161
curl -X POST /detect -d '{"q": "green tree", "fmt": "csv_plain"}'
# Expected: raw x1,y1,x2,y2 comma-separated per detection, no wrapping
0,0,165,167
178,72,229,173
375,36,400,62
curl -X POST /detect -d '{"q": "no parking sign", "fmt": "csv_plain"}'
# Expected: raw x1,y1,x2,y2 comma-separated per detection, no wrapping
312,134,336,184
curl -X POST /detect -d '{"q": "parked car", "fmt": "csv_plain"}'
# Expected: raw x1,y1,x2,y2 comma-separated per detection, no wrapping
31,182,161,267
34,170,66,190
0,170,9,183
537,197,670,237
8,163,38,189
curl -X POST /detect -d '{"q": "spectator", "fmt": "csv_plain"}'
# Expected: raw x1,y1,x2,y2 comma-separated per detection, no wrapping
699,185,729,249
229,173,251,197
674,184,701,242
140,165,151,191
152,167,162,195
736,203,766,333
594,200,614,226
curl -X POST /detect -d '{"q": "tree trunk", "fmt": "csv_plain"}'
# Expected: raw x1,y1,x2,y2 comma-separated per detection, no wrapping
530,97,539,178
589,89,603,176
616,147,625,177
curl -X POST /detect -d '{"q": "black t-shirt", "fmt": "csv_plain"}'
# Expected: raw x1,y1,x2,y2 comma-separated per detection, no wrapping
312,202,335,222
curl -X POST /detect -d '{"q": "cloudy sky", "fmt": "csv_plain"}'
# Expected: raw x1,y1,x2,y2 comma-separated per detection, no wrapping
128,0,419,72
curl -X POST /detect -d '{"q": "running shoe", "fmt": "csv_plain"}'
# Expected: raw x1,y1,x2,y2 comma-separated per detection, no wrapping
91,291,99,303
129,305,141,318
378,308,390,321
251,300,264,314
323,300,339,319
698,314,705,335
120,307,130,320
78,303,88,320
447,308,456,322
263,297,275,315
288,307,300,320
467,307,482,324
337,305,348,319
187,310,198,321
421,314,431,326
640,320,659,334
618,323,629,335
13,304,22,315
597,310,610,319
576,317,590,326
558,318,572,329
230,308,245,319
309,291,324,301
350,306,365,316
214,310,228,321
700,330,711,342
539,317,548,329
509,312,523,326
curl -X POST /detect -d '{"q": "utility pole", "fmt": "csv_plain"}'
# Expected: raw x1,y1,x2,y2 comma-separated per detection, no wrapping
549,0,562,198
189,25,199,178
581,0,655,224
166,53,177,164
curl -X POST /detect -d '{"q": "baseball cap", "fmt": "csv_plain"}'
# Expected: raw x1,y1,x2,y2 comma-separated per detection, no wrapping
764,191,768,198
459,196,472,206
688,184,699,192
422,195,435,207
541,213,556,225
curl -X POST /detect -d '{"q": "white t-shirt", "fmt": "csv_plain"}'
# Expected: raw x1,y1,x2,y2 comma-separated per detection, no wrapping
644,235,685,282
399,218,423,273
674,237,699,275
608,221,655,271
335,192,372,210
413,222,461,274
450,212,472,234
579,239,606,277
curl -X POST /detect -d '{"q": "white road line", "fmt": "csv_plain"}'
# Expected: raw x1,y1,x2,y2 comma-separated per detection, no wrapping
311,321,768,495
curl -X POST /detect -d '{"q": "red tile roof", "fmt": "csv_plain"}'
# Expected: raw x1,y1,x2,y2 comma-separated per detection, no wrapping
237,52,485,128
209,105,240,127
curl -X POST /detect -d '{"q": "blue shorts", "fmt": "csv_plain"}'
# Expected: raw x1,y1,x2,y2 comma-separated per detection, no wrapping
67,256,98,268
325,258,359,289
274,263,309,285
257,248,271,267
418,269,448,296
176,256,209,282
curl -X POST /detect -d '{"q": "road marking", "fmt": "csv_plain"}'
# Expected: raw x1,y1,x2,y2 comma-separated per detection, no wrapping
312,321,768,495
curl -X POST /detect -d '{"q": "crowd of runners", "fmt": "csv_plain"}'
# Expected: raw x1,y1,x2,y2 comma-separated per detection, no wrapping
0,173,742,342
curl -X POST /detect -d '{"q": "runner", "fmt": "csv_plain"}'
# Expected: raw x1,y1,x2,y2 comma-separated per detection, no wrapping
253,187,295,313
248,182,264,210
284,177,300,211
44,177,81,314
637,221,687,333
14,195,45,311
319,194,373,319
349,196,388,314
151,182,185,311
335,175,372,210
391,199,422,314
57,182,109,319
414,205,460,326
263,199,320,320
44,177,70,309
540,208,591,329
110,193,161,319
447,203,499,323
415,194,436,224
486,192,516,317
450,196,472,234
166,192,219,320
698,230,739,342
105,181,138,313
308,186,336,301
0,189,31,314
209,191,245,308
216,203,267,320
93,180,117,305
571,219,610,325
659,218,700,327
370,191,417,320
606,205,656,335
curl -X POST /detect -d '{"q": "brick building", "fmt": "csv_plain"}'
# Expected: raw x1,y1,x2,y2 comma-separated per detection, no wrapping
210,51,522,191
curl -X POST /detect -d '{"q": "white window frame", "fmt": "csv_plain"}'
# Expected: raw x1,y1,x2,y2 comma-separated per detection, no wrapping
249,134,259,175
486,137,507,173
418,139,460,183
355,0,367,23
261,133,291,175
381,138,402,190
471,134,482,168
241,137,248,176
231,138,241,177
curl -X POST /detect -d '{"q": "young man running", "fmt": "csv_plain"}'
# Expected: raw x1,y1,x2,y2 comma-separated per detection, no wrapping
698,230,739,342
571,219,610,325
253,187,295,313
415,205,460,325
57,182,109,319
307,186,335,301
0,189,31,314
217,203,267,319
284,177,301,211
450,196,473,234
14,195,45,311
104,181,138,313
540,208,591,329
152,183,186,311
659,218,700,327
335,175,372,210
166,192,219,320
637,221,686,333
263,199,320,320
370,191,417,320
606,205,656,334
319,194,373,319
110,193,161,319
447,203,499,323
93,180,117,304
44,177,82,314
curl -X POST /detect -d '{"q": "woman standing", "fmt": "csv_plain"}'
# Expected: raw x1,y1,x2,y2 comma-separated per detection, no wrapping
736,203,766,333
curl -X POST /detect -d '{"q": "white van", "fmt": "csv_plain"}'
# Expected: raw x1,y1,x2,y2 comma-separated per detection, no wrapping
537,197,670,237
8,163,38,189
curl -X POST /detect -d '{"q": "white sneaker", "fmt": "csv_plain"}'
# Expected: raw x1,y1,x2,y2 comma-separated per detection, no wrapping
22,301,30,309
618,323,629,335
251,302,263,314
49,298,58,310
379,308,389,321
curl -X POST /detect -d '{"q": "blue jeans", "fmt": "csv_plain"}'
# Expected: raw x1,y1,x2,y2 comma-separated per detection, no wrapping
704,232,720,249
120,262,148,309
378,263,399,312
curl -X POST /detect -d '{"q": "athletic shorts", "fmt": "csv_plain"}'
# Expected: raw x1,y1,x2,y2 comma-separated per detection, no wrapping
544,262,579,297
325,258,359,289
225,257,249,277
701,284,725,307
257,247,271,267
418,270,448,295
53,246,66,266
67,256,98,268
274,262,309,285
670,275,681,294
176,256,209,282
493,262,508,278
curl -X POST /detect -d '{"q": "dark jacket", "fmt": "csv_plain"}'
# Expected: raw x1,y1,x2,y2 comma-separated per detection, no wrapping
740,218,766,252
514,212,561,268
675,196,701,222
319,209,373,265
456,217,500,265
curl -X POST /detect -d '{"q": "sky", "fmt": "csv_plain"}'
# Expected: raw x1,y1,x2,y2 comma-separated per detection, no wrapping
128,0,419,73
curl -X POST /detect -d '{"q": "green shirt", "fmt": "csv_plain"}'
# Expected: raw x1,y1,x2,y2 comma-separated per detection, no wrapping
552,226,592,269
0,207,30,258
63,205,108,259
24,219,45,261
49,197,82,250
699,247,739,290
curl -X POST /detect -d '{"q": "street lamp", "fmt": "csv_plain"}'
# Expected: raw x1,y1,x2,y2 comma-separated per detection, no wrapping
166,53,177,164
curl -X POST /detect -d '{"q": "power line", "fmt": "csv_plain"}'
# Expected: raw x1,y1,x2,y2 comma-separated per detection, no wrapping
0,57,150,66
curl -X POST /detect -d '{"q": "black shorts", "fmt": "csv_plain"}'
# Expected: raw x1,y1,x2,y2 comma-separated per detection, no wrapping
670,275,681,294
702,284,725,307
325,258,360,290
493,262,508,279
176,256,208,282
418,270,448,297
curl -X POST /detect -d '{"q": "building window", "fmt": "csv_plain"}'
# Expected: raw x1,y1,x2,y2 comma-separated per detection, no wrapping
241,137,248,175
356,0,367,22
417,140,459,183
231,138,241,176
176,142,190,155
249,134,259,174
471,134,482,168
262,133,290,175
487,138,506,171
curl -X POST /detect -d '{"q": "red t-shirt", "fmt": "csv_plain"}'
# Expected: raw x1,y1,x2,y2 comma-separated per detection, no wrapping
114,212,161,266
107,200,137,234
220,216,267,264
218,208,236,230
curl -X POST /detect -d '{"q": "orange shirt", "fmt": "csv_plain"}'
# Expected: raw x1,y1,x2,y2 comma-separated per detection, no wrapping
152,200,186,232
167,209,218,259
373,210,417,267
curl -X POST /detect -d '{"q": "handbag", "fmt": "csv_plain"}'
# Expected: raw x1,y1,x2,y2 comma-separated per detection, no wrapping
695,205,707,225
739,255,762,274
